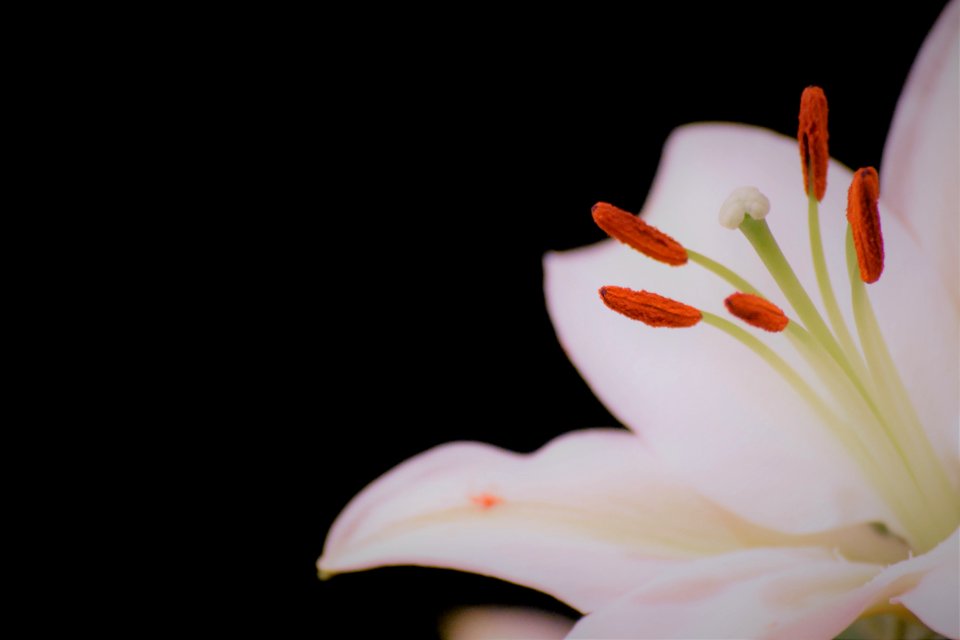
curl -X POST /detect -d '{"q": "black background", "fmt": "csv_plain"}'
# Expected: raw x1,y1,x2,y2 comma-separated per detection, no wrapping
267,3,951,637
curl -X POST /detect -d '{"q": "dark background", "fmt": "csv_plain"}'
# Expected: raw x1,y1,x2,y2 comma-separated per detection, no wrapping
268,3,951,636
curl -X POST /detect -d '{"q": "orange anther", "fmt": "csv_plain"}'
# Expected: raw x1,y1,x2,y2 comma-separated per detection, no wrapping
798,86,829,201
724,293,789,332
592,203,687,266
599,286,701,328
847,167,884,283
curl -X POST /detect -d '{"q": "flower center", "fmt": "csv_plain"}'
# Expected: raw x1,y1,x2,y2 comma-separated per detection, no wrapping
592,87,960,554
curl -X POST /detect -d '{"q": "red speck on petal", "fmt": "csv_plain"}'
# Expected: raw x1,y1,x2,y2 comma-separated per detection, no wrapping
471,493,502,509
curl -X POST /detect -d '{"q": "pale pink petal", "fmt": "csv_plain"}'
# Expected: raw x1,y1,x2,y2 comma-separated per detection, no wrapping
319,429,903,613
546,123,958,533
881,0,960,305
440,606,574,640
319,429,735,612
567,547,883,640
569,531,959,640
886,528,960,639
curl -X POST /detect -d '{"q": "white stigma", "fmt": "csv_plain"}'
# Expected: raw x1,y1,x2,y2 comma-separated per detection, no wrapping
718,186,771,229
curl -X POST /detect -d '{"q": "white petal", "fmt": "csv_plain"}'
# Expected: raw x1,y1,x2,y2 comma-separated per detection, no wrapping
568,531,959,639
567,547,884,640
886,528,960,639
881,0,960,306
319,429,902,613
440,606,574,640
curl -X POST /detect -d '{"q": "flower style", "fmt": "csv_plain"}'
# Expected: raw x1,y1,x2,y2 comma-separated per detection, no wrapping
319,3,960,638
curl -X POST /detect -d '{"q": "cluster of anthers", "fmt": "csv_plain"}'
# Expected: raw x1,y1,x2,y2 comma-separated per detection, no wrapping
593,87,958,554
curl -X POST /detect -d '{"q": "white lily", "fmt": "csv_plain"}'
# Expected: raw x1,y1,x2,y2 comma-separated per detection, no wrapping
319,2,960,638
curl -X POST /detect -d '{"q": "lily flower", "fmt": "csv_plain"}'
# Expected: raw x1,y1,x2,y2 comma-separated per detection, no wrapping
319,2,959,637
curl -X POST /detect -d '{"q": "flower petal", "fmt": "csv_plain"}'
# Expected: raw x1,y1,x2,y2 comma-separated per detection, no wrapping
319,429,903,613
319,429,732,612
881,0,960,306
568,531,959,639
886,528,960,639
440,606,574,640
567,547,884,640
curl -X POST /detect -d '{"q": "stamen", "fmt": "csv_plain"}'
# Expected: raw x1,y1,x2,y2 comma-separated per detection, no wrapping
718,187,770,229
798,86,829,201
592,202,687,266
686,249,763,296
807,173,869,383
724,292,789,332
846,167,884,283
598,286,701,327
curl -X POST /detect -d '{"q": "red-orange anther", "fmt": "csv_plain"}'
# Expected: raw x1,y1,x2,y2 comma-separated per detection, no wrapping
724,293,789,332
847,167,884,283
592,202,688,266
798,86,829,201
598,286,701,328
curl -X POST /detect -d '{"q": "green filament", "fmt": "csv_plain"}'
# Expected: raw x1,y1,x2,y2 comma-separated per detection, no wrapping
686,249,761,295
807,191,869,383
845,228,960,549
738,217,880,413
